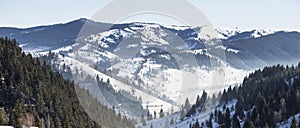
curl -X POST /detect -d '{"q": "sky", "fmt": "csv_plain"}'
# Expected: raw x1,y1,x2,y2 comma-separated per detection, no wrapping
1,0,300,30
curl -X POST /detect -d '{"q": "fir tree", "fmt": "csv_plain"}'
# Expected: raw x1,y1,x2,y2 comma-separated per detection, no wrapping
194,120,200,128
159,108,164,118
141,115,146,126
224,108,231,128
0,109,7,125
170,117,174,125
180,105,185,120
232,114,240,128
0,38,135,128
184,98,191,111
291,116,297,128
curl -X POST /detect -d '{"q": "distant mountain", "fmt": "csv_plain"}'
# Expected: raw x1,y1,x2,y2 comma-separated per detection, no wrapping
0,18,113,51
0,18,299,70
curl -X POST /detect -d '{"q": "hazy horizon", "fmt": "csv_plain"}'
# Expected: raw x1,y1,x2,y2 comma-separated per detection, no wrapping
1,0,300,30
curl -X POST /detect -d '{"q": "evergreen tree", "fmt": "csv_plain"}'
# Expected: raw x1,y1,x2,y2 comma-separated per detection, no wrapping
206,118,213,128
159,108,164,118
0,38,135,128
180,105,185,120
211,94,217,105
196,95,200,108
147,109,152,121
170,117,174,125
291,116,297,128
249,121,255,128
251,107,258,121
107,78,110,85
264,123,270,128
186,104,197,117
243,119,251,128
201,122,204,127
218,63,300,127
196,90,207,111
232,114,240,128
194,120,200,128
141,115,146,126
0,109,7,125
242,120,256,128
217,110,224,125
298,116,300,128
138,96,142,104
224,108,231,128
9,100,22,127
184,98,191,111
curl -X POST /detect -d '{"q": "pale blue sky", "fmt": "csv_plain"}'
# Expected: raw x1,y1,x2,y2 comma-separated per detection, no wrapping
1,0,299,30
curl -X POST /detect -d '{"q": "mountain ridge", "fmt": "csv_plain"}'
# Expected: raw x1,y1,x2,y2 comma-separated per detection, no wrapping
1,18,300,121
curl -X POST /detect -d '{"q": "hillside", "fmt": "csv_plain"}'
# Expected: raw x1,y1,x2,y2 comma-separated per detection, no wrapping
180,63,300,128
219,64,300,127
1,19,299,71
0,37,134,128
1,19,300,127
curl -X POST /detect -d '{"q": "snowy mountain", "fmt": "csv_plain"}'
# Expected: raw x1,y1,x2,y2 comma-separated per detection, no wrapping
1,18,300,125
219,28,276,42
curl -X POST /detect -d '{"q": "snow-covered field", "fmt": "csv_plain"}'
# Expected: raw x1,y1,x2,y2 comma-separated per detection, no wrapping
51,54,178,117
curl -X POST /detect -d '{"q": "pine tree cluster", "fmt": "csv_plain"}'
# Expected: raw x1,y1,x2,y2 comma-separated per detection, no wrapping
0,37,134,128
220,64,300,127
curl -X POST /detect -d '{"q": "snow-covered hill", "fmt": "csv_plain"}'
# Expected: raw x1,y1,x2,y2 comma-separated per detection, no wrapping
1,18,300,126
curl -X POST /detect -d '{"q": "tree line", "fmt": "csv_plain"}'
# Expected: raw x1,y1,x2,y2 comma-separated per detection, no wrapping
0,37,134,128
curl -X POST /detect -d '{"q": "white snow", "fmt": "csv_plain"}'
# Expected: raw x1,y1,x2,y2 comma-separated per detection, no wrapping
165,25,192,31
140,25,169,47
277,113,300,128
214,27,283,40
251,29,275,38
215,45,240,54
214,27,242,39
198,26,221,41
126,44,139,48
111,53,249,117
52,53,177,120
284,75,299,86
175,99,237,128
227,48,240,54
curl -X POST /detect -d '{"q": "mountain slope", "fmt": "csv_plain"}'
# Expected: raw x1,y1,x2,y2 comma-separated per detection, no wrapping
1,19,299,70
179,63,300,128
219,63,300,127
1,18,300,122
0,38,134,128
0,18,113,51
224,31,300,69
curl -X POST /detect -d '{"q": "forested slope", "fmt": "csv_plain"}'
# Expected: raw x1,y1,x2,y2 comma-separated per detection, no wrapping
0,37,134,128
219,64,300,127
